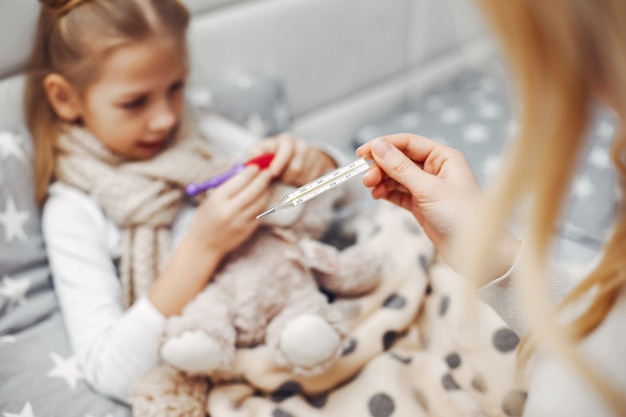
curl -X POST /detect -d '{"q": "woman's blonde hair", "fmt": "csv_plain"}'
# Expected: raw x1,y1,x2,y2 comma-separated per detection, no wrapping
463,0,626,413
25,0,191,204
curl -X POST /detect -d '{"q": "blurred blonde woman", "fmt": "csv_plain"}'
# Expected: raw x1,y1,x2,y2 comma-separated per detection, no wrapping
357,0,626,416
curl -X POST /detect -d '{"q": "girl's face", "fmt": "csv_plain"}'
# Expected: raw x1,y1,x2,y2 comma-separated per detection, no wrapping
77,37,187,160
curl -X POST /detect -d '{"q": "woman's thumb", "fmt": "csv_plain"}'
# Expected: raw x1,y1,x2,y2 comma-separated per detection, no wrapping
371,139,427,189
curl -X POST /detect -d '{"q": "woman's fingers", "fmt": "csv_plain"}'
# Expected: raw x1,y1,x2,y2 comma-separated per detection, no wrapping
357,133,441,164
366,139,432,194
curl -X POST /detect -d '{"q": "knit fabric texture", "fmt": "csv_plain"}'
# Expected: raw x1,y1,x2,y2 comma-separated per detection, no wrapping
54,126,229,308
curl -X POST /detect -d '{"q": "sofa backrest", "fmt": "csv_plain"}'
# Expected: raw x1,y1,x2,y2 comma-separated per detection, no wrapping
0,0,489,148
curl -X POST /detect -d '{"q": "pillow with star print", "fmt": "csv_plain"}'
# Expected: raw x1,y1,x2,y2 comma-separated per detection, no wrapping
0,129,131,416
0,128,56,330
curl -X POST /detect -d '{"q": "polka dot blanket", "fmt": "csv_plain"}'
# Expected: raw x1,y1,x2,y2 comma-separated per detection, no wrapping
136,201,528,417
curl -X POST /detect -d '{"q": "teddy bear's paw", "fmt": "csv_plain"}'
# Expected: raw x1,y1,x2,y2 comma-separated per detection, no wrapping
161,330,234,375
278,314,342,376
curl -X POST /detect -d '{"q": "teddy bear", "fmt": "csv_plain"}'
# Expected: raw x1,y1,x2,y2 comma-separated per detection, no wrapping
131,181,383,417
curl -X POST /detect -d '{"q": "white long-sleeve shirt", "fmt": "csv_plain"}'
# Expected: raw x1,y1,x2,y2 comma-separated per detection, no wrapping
42,182,197,402
478,256,626,416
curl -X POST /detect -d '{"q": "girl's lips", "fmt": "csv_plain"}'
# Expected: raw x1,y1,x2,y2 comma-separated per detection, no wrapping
138,130,176,151
137,140,165,149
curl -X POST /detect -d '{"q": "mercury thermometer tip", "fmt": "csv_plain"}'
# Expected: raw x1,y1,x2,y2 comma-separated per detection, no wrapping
256,207,276,220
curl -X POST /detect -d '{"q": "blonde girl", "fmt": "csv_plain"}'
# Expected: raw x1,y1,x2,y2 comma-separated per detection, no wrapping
26,0,339,403
357,0,626,416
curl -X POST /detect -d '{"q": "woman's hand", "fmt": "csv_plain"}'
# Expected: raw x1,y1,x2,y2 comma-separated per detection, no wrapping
357,133,520,279
249,132,337,185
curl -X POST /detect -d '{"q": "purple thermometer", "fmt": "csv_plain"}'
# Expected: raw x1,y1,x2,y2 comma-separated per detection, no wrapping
185,153,275,197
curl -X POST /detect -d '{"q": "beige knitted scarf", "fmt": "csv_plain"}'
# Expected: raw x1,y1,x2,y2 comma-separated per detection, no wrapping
54,126,232,308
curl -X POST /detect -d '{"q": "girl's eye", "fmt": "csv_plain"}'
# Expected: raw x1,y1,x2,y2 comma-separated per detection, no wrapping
121,97,146,109
170,80,185,94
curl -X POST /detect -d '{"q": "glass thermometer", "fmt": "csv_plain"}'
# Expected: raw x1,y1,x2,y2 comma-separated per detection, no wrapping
256,157,371,219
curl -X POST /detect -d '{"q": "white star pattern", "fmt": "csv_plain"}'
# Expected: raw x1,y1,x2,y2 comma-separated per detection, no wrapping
273,103,290,127
482,154,502,181
0,335,17,343
3,402,35,417
185,88,213,109
440,107,464,124
430,136,448,145
0,275,31,305
596,120,615,141
426,95,444,111
47,352,85,390
463,123,489,145
573,176,594,200
399,113,420,129
479,102,501,120
234,75,254,89
0,132,27,162
614,185,623,201
588,146,611,170
246,113,269,137
506,121,519,138
357,127,381,143
479,78,496,92
0,197,30,243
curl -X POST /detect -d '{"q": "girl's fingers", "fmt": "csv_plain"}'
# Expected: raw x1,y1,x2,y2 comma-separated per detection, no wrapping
231,169,272,206
268,134,295,177
240,195,271,220
249,140,276,155
217,165,261,198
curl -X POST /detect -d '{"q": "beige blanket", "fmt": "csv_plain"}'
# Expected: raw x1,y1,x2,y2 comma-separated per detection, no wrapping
203,202,528,417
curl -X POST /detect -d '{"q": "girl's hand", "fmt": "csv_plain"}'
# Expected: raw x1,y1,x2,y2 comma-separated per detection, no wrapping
149,166,272,317
357,133,520,279
249,132,337,185
188,165,273,258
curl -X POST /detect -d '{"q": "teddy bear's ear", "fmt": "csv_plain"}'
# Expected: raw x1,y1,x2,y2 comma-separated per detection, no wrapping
259,184,303,227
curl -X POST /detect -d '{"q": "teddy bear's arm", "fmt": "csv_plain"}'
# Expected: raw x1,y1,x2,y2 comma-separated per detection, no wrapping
299,238,382,297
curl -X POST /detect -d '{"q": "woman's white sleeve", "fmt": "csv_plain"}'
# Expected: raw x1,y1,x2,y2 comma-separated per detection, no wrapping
476,245,578,337
42,186,166,403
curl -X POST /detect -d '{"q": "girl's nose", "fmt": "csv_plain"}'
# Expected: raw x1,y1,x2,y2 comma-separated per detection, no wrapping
149,100,178,132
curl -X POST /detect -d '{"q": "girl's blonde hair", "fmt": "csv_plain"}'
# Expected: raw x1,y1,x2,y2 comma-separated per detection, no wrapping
463,0,626,413
25,0,191,204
